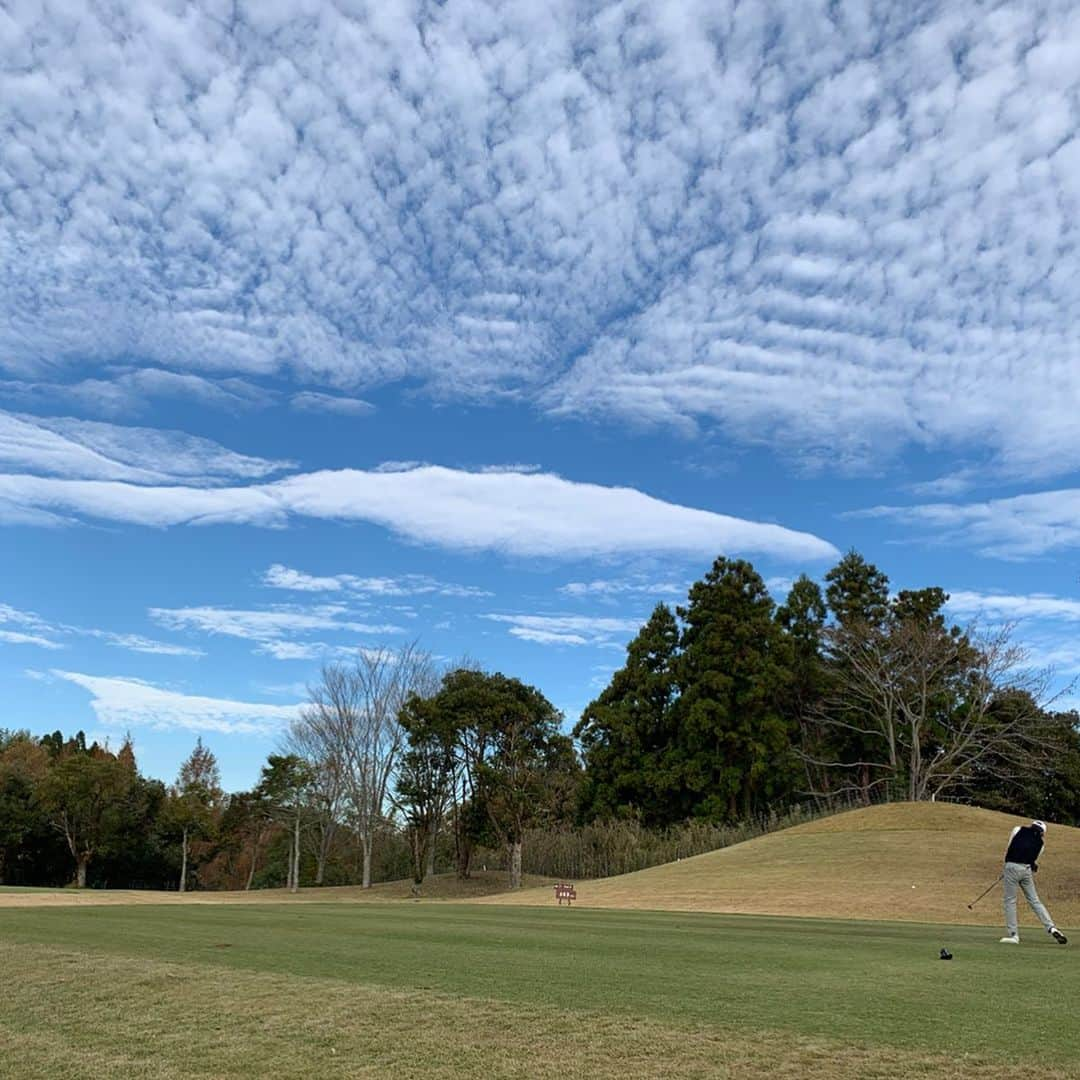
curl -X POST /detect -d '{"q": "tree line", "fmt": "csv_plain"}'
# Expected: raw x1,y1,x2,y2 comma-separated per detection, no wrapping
3,551,1079,891
576,551,1080,826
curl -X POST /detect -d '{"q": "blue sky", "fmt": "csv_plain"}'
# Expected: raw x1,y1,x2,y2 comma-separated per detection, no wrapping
3,0,1080,790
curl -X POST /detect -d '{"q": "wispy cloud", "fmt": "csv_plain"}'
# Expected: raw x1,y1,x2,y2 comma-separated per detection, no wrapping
559,578,685,599
51,670,302,735
76,630,205,658
290,392,374,416
262,564,491,598
0,602,53,634
262,565,347,593
0,411,289,484
946,590,1080,623
254,640,370,662
0,629,64,649
0,464,838,561
853,489,1080,559
150,605,403,645
1,370,272,418
484,613,643,648
0,600,202,656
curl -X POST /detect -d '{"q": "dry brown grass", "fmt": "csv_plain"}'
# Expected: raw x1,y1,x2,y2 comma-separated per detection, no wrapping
478,802,1080,928
0,941,1069,1080
0,870,555,909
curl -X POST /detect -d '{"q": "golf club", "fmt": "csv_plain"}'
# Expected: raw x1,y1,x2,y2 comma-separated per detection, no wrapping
967,874,1002,910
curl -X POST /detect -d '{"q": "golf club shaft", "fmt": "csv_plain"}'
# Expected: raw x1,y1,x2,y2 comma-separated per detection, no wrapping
967,874,1002,909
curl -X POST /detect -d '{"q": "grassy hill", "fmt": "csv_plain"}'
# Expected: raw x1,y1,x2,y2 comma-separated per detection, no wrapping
481,801,1080,928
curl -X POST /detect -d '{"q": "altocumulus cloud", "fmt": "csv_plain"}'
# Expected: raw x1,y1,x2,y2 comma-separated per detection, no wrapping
0,464,838,561
3,2,1080,475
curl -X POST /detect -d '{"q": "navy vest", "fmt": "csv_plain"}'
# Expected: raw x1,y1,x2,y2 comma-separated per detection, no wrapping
1006,826,1044,867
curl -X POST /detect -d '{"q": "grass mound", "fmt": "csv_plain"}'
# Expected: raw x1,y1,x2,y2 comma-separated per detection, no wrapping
482,802,1080,928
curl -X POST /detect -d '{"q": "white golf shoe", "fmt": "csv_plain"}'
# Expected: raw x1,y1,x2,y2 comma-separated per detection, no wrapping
999,934,1020,944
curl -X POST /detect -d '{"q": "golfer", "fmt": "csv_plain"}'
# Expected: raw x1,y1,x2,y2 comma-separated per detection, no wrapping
1000,820,1067,945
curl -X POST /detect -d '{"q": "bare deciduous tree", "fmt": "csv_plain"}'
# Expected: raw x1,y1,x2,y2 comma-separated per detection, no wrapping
804,617,1064,802
283,718,347,886
300,644,435,888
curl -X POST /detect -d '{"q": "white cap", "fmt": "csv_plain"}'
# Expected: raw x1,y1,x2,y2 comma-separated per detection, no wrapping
1032,820,1047,832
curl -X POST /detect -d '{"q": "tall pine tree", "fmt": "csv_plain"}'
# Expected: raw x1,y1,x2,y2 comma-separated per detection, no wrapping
675,559,794,821
574,604,680,825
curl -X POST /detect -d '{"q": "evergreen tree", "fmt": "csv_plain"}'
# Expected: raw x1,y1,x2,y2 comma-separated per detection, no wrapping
824,550,890,629
574,604,680,825
776,576,830,797
675,558,795,821
257,754,314,893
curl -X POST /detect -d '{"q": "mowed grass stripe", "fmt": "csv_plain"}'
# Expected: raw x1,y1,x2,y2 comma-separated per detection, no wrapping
2,904,1076,1067
0,942,1071,1080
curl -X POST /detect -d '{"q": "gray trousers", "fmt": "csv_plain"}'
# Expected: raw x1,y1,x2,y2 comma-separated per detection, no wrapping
1003,861,1055,936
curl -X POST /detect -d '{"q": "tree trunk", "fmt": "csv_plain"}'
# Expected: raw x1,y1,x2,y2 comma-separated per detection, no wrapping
179,827,188,894
291,811,301,893
76,855,89,889
508,840,522,890
411,828,425,887
361,837,372,889
245,837,259,890
426,820,438,878
456,834,473,880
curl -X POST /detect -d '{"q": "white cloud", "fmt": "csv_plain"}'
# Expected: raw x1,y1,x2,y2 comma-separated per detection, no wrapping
290,392,374,416
255,640,366,661
51,670,302,735
510,628,591,646
3,3,1079,477
0,629,64,649
262,563,491,598
765,576,797,600
0,465,838,561
0,600,202,656
485,613,643,647
150,605,403,644
854,488,1080,559
78,630,205,657
945,590,1080,623
560,578,685,599
1,369,272,418
0,602,52,633
262,565,345,592
0,410,288,484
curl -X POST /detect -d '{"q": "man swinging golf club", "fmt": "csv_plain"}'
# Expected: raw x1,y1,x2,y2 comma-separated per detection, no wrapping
999,820,1067,945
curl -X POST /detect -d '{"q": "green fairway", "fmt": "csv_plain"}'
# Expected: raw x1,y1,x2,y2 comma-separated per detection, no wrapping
1,903,1076,1078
